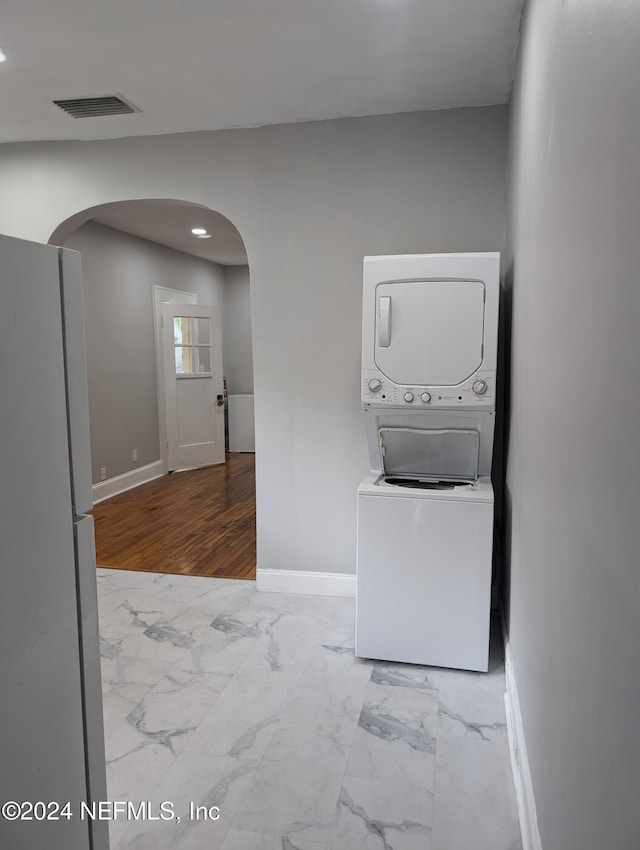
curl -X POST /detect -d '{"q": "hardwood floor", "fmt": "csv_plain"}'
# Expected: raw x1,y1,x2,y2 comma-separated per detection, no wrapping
91,453,256,579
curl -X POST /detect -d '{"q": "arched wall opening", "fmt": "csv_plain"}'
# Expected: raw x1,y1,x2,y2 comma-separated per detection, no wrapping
51,198,255,577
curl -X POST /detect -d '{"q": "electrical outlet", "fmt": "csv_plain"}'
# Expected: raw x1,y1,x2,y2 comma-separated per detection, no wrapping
100,467,107,481
132,449,138,463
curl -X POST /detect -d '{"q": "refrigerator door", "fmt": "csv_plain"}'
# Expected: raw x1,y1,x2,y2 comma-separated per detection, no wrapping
0,234,93,848
74,514,110,850
62,248,109,849
59,247,93,516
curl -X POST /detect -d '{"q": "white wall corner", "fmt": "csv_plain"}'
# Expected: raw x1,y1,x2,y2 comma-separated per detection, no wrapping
256,568,356,598
92,460,164,505
503,628,544,850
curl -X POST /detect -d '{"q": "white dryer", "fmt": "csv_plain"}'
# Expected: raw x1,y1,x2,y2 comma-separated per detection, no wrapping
356,253,500,672
361,252,499,411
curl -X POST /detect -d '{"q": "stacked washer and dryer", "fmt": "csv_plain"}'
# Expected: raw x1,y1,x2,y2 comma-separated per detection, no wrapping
355,252,500,673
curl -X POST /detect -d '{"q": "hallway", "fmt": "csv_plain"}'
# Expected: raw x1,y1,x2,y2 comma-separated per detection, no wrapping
91,454,256,579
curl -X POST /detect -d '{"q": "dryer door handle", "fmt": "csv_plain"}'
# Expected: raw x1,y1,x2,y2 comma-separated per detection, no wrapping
378,296,392,347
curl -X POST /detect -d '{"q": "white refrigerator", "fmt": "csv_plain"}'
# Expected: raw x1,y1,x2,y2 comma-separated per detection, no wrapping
0,234,109,850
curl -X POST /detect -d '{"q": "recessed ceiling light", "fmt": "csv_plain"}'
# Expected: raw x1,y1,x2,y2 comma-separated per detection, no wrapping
191,227,207,235
0,48,7,63
197,234,212,239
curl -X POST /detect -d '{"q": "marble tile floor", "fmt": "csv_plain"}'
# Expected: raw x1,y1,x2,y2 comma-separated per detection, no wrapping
96,568,522,850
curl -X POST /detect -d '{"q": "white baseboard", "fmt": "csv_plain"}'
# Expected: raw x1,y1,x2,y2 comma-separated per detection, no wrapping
256,568,356,598
503,630,543,850
92,460,164,505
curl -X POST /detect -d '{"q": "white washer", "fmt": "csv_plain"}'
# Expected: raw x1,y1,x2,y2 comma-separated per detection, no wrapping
356,474,493,672
356,252,500,672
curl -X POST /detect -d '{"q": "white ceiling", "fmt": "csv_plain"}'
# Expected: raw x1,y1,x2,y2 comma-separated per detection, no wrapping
0,0,523,144
7,1,522,264
89,201,248,265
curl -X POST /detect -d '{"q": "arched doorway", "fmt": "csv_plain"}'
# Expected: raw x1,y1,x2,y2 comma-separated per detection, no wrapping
52,199,256,579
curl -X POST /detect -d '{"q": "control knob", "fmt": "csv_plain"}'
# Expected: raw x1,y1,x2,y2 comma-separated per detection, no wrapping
368,378,382,393
420,392,431,404
403,392,414,403
472,379,488,395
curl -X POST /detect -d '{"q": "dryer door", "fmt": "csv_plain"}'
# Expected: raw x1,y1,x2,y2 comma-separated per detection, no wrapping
374,279,485,387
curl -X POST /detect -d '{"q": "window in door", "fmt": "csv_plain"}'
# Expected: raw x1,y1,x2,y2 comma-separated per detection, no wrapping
173,316,212,375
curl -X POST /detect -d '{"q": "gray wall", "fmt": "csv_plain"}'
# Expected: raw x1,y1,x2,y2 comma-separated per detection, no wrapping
0,107,508,575
65,221,226,483
224,265,254,394
506,1,640,848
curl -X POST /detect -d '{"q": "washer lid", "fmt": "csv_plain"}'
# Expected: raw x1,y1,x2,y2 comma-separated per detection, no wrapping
378,427,480,482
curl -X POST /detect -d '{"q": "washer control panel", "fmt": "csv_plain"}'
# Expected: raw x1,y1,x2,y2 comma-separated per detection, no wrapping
362,369,495,409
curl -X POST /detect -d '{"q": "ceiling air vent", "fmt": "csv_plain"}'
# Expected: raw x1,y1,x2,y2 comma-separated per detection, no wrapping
52,95,140,119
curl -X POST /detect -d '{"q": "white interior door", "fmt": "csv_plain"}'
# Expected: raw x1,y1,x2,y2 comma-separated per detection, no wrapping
153,286,197,473
161,302,225,471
